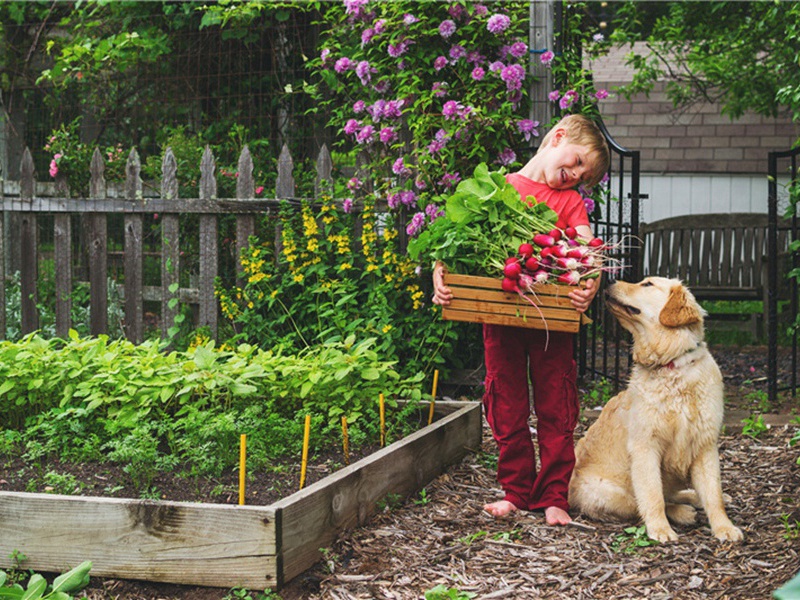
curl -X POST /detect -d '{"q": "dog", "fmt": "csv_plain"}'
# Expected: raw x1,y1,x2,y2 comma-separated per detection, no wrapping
568,277,743,543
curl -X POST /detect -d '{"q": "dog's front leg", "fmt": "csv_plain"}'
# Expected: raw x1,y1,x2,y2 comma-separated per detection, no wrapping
630,447,678,542
690,448,744,542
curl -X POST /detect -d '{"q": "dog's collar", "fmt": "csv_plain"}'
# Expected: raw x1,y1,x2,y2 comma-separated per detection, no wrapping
640,342,705,370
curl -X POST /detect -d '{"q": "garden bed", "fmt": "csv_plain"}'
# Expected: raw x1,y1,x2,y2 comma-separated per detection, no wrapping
0,400,482,591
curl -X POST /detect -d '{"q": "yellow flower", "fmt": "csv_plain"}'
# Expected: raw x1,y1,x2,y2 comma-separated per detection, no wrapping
382,324,393,334
293,273,304,283
366,263,379,273
339,263,352,271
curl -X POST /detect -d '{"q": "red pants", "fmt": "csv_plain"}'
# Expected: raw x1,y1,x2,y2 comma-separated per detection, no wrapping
482,324,579,512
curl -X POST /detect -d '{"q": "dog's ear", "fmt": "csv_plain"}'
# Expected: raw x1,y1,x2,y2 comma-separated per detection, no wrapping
659,284,702,327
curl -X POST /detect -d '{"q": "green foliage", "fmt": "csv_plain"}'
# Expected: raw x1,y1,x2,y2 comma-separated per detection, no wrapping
611,525,660,554
780,514,800,542
584,377,615,408
0,559,92,600
216,194,464,379
774,570,800,600
741,414,768,439
424,584,477,600
609,1,800,124
42,471,85,496
790,419,800,466
407,163,558,276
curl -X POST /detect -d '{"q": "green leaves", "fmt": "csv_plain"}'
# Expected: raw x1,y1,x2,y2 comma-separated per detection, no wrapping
0,561,91,600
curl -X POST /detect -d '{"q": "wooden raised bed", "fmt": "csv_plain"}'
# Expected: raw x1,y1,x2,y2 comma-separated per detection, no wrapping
0,401,482,591
442,273,590,333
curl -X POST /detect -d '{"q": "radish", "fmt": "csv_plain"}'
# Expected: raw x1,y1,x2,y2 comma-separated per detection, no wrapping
564,226,577,239
550,244,568,258
567,247,586,259
549,228,562,242
540,246,553,259
557,270,582,285
588,237,605,248
505,256,520,265
533,233,555,247
502,277,519,293
519,273,534,289
518,243,534,258
556,257,580,271
532,270,551,284
525,256,540,271
504,261,522,279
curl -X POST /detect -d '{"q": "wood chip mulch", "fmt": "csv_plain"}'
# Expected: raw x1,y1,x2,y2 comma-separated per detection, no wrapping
280,419,800,600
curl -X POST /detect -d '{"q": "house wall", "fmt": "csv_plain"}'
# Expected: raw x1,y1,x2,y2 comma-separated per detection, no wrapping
589,45,799,223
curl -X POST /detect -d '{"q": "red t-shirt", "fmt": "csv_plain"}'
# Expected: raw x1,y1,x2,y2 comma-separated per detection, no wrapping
507,173,589,229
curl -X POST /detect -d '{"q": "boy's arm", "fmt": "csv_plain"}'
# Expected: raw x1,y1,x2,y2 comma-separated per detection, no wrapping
568,224,601,313
432,261,453,306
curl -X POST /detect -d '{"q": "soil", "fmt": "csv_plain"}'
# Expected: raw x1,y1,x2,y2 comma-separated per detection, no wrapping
1,344,799,599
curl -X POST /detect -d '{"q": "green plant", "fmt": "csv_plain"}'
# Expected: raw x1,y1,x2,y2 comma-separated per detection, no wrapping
492,528,523,543
0,559,91,600
424,584,477,600
42,471,84,496
585,377,614,407
377,492,404,512
222,587,279,600
741,414,768,439
744,389,771,414
611,525,660,554
413,488,431,506
458,530,488,546
780,514,800,541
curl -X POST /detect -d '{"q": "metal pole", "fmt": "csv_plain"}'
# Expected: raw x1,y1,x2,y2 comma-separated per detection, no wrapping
767,151,778,405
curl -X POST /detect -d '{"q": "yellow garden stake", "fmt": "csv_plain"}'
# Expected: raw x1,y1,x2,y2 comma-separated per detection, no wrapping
238,434,246,506
341,416,350,465
428,369,440,425
379,393,386,447
299,414,311,490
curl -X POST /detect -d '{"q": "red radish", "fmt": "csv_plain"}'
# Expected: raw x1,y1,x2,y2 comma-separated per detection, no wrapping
588,237,605,247
564,226,577,239
556,257,580,271
519,273,534,289
550,244,568,258
525,256,540,271
533,233,555,247
532,270,550,284
549,228,562,242
540,246,553,259
567,247,585,259
505,256,520,265
504,261,522,279
558,271,582,285
518,243,534,258
501,277,519,293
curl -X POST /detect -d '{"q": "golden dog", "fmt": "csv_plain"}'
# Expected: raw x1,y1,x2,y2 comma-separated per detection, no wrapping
568,277,743,543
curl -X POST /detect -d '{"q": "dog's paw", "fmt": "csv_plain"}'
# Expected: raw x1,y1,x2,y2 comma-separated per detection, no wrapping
713,524,744,542
646,523,678,543
667,503,697,525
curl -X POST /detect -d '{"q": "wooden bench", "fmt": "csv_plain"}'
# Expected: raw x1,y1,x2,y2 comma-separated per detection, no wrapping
639,213,792,336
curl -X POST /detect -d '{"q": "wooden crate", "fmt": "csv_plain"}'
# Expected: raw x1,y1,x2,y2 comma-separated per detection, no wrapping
441,273,590,333
0,401,481,591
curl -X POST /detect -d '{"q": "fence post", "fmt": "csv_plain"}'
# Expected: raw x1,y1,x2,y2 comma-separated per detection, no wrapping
19,147,38,334
88,148,108,336
235,146,255,290
124,148,144,343
198,146,218,337
314,144,332,198
274,144,295,262
53,172,72,338
161,148,180,340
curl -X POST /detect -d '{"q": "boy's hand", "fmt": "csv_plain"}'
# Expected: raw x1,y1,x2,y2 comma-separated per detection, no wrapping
432,261,453,306
568,277,599,313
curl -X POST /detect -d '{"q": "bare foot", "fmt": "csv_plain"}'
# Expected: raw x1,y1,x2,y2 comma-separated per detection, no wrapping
483,500,518,518
544,506,572,526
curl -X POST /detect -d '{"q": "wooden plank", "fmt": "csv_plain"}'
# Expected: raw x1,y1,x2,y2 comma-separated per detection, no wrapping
0,492,278,590
0,211,5,339
199,147,219,336
0,196,285,214
236,146,256,290
53,214,72,338
444,298,580,323
124,149,144,343
273,401,482,586
19,147,38,334
161,149,180,339
89,149,108,336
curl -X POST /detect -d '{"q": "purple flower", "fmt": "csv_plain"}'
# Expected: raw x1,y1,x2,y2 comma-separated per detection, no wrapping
379,127,397,144
392,157,411,177
474,4,488,16
487,14,511,34
373,80,390,94
342,197,354,213
414,177,427,190
500,64,525,91
383,100,403,119
355,60,372,85
361,27,376,47
374,19,387,34
548,89,561,102
320,48,331,65
344,0,368,17
439,19,457,38
353,100,366,114
442,100,460,119
400,190,417,206
425,203,444,221
355,124,374,144
516,119,539,142
540,50,554,65
496,148,517,166
334,57,353,73
509,41,528,59
583,196,596,214
449,45,467,61
403,13,419,25
594,89,609,100
466,51,485,64
471,67,485,81
344,119,360,135
431,82,448,97
593,33,604,43
389,38,414,58
438,172,461,188
434,56,448,71
406,212,426,237
448,4,466,20
347,177,363,191
559,90,578,110
488,60,504,72
435,129,450,143
368,99,386,121
427,139,446,155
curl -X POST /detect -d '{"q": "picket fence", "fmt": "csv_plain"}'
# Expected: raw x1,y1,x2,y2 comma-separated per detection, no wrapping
0,143,339,343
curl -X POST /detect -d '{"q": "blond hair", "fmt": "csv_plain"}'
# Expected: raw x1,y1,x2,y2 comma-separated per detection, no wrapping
539,114,610,188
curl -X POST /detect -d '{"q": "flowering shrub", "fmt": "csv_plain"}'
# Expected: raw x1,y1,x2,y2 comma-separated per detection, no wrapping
309,0,534,231
215,194,461,379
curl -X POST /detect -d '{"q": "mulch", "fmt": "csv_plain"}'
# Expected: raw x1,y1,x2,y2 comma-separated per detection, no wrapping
6,344,800,599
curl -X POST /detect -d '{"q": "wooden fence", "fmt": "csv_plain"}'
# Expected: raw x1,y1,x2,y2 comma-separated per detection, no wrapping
0,143,336,343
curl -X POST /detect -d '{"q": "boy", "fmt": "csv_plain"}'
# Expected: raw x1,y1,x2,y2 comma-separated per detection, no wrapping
432,114,610,525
